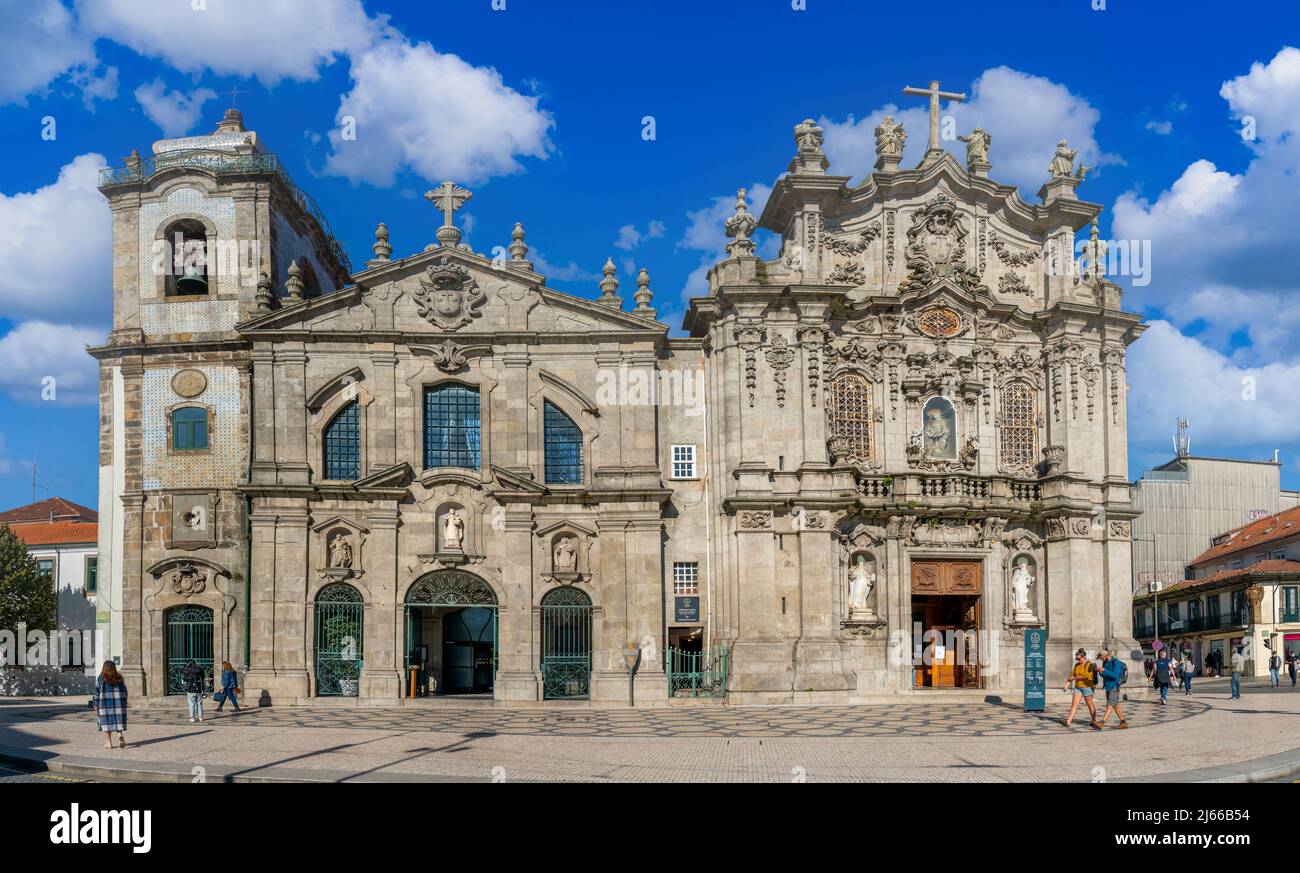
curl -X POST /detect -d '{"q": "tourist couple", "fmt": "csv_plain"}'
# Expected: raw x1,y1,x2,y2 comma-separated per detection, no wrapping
182,660,244,722
1062,648,1128,730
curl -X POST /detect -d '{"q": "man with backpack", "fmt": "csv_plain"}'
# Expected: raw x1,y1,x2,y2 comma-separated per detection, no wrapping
1062,648,1103,730
1097,649,1130,729
1153,649,1173,704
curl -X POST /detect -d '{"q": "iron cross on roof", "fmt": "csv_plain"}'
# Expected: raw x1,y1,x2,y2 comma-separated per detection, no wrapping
902,80,967,154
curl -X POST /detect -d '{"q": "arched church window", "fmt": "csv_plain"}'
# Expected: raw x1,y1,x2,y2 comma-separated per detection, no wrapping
172,406,209,450
424,384,480,470
322,400,360,480
165,219,209,296
828,374,873,462
543,401,583,484
998,382,1036,473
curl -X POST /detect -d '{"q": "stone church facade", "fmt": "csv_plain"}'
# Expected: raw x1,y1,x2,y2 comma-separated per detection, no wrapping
92,102,1144,705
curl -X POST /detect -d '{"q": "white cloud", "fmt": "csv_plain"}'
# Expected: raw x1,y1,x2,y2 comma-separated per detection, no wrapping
820,66,1120,195
0,320,101,405
528,249,599,283
0,153,111,326
134,79,218,136
1128,321,1300,463
1145,119,1173,135
75,0,380,85
323,38,554,186
614,220,665,251
0,0,115,107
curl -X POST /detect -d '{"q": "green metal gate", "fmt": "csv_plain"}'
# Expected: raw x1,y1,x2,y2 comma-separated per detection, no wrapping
541,587,591,700
316,583,364,696
164,605,213,695
666,646,730,698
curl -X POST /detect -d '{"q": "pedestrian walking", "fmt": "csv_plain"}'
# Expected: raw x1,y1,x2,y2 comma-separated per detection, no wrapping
92,661,128,750
183,659,206,723
1205,652,1215,678
1288,651,1297,688
1062,648,1103,730
214,661,242,712
1269,651,1282,688
1230,646,1245,699
1096,650,1129,729
1180,653,1194,695
1153,650,1172,704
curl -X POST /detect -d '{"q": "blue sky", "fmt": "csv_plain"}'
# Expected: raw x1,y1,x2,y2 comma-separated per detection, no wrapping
1,0,1299,511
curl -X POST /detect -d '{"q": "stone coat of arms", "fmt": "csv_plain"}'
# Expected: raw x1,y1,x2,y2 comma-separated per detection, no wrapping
414,257,486,330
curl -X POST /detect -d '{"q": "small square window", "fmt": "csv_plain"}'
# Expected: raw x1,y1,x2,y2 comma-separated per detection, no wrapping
673,561,699,595
172,407,209,450
670,445,696,479
36,560,53,582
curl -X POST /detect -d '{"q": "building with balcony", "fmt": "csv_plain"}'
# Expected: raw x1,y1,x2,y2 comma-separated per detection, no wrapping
1133,505,1300,675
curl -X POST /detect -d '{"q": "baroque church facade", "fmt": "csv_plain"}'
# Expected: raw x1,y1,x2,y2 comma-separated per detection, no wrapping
92,96,1144,705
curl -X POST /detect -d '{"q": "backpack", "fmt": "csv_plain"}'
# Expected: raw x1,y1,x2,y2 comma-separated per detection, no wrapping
1117,660,1129,686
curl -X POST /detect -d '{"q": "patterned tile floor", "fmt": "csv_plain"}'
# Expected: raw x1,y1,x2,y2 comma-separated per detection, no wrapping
13,697,1209,738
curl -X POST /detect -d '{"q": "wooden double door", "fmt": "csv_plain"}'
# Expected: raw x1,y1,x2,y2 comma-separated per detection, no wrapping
911,560,982,689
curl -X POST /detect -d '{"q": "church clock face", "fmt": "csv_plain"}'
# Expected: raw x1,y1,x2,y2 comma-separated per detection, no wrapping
916,306,963,338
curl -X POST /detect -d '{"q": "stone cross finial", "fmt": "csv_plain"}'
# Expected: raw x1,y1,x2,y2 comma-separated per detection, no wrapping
425,180,472,247
902,79,967,158
285,259,304,300
633,267,656,317
598,257,622,307
509,222,529,262
372,222,392,261
724,188,757,257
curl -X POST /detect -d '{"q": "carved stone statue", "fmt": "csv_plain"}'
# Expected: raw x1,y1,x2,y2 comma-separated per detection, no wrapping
794,118,825,153
959,434,979,469
848,554,876,614
874,115,906,159
329,532,353,569
442,509,465,551
554,537,577,573
958,128,991,166
1011,556,1036,618
1049,139,1077,179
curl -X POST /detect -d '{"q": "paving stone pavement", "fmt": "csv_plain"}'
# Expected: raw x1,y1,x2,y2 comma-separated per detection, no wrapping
0,679,1295,782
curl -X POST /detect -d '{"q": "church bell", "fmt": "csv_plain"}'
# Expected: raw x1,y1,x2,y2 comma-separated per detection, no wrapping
176,265,208,295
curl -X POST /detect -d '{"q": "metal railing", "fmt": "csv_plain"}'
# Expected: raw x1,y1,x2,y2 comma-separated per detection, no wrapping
99,149,351,272
1134,609,1252,639
666,646,730,698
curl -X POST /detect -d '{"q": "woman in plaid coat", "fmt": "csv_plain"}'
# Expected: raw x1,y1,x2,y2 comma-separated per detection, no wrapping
92,661,128,749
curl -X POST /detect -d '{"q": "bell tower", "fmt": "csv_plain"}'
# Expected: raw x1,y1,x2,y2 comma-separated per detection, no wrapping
90,107,352,688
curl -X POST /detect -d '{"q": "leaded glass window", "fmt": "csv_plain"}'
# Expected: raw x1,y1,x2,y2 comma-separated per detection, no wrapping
998,382,1036,472
424,384,481,470
544,400,583,484
828,374,872,462
323,400,360,480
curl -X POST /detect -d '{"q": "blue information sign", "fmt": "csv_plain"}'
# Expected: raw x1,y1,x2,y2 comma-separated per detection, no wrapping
674,596,700,623
1024,628,1048,712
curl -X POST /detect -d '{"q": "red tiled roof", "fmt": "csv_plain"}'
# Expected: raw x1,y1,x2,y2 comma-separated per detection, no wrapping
0,497,97,524
1188,505,1300,566
1136,559,1300,601
5,521,98,547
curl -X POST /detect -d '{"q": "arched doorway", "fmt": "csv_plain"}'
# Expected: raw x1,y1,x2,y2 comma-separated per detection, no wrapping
541,587,591,700
164,605,213,695
315,583,364,696
405,571,497,696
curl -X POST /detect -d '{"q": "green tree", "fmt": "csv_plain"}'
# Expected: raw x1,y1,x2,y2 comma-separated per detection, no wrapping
0,526,56,634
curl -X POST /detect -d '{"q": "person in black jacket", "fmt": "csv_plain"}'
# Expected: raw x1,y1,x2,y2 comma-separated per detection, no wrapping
183,660,206,723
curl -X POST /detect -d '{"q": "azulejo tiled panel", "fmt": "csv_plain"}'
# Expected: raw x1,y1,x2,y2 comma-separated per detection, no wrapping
137,186,238,298
140,366,243,491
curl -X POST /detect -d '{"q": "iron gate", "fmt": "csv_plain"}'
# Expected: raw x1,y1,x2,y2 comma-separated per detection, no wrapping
164,605,213,694
316,583,364,696
666,646,731,698
541,588,591,699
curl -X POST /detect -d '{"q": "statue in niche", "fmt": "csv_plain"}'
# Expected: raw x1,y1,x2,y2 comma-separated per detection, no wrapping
848,553,876,614
442,509,465,551
921,397,956,460
1011,556,1036,618
554,537,577,573
329,532,353,569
